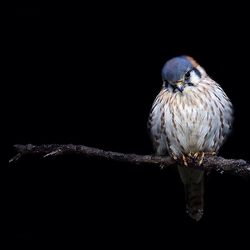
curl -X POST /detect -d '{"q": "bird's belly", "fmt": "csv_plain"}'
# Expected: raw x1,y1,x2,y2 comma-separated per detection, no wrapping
166,107,220,157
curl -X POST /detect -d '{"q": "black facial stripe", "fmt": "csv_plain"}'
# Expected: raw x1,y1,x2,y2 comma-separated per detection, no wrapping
163,80,169,88
172,85,179,92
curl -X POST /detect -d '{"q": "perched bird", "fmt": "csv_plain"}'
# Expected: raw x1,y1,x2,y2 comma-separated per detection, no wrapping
148,56,233,221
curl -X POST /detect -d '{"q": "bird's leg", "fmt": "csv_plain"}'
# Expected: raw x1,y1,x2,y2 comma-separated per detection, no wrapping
170,152,178,161
185,152,196,166
193,152,205,166
198,152,205,166
174,151,211,166
193,152,199,159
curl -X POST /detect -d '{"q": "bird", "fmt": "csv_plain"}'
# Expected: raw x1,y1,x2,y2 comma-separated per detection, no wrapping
148,55,233,221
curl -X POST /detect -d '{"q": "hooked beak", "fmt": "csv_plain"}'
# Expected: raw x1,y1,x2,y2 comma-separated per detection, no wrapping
175,81,185,92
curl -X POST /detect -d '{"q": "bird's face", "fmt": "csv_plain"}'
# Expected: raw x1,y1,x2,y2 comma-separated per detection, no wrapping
162,56,206,93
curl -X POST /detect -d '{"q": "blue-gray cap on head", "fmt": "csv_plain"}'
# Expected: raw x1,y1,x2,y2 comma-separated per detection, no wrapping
162,56,198,83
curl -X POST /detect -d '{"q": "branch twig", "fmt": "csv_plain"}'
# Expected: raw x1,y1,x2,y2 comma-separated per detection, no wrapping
9,144,250,178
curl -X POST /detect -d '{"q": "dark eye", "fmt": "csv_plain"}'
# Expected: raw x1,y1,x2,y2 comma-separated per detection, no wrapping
185,71,190,79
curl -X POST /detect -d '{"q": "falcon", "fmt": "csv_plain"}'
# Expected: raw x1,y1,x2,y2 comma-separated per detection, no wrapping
148,56,233,221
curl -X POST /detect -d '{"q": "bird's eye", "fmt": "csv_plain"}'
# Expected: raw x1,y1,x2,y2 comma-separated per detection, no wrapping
185,71,191,79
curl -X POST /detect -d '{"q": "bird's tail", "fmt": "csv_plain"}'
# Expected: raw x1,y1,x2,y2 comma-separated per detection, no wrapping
177,166,204,221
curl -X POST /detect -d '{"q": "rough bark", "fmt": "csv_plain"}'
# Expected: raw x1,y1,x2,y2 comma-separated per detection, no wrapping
9,144,250,178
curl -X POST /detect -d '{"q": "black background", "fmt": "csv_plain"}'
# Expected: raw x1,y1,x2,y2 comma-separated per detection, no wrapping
8,5,250,246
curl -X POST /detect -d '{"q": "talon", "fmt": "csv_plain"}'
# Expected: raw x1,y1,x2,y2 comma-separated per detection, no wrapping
194,152,199,158
171,152,178,160
182,154,188,166
198,152,205,166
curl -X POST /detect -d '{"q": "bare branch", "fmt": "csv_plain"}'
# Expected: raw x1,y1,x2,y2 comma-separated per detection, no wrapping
9,144,250,178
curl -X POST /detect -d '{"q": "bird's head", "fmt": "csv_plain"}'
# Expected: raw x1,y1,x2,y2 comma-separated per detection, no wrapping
162,56,206,93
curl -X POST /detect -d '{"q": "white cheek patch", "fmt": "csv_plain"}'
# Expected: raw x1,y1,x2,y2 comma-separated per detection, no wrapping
189,70,201,85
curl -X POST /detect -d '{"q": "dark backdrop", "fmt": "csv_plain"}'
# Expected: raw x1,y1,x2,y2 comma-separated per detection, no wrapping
8,5,250,246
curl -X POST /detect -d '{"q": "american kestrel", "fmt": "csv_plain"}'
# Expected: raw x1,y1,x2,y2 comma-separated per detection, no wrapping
148,56,233,221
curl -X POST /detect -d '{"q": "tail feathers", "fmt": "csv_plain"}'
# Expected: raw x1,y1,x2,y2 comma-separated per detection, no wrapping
178,166,204,221
184,180,204,221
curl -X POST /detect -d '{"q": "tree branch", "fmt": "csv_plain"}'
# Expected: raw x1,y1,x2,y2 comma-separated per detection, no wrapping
9,144,250,178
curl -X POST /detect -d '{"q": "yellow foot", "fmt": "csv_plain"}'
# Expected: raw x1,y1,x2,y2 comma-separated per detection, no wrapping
192,151,217,165
170,152,178,161
174,151,216,167
190,151,205,166
198,152,205,166
193,152,199,158
182,154,188,167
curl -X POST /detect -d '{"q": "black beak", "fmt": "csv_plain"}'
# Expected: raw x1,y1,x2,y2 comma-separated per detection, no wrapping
175,81,185,93
176,85,184,92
